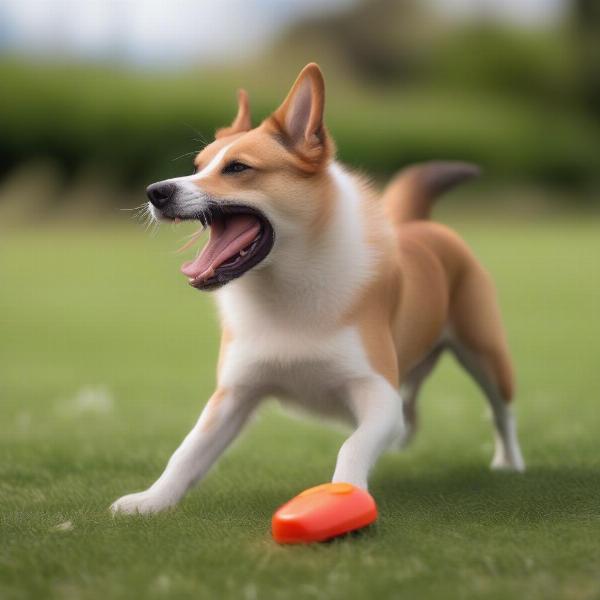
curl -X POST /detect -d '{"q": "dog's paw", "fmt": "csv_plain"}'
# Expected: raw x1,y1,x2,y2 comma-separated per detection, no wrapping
490,453,526,473
110,490,176,515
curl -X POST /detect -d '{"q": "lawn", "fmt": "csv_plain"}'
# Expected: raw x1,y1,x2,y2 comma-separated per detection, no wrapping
1,215,599,599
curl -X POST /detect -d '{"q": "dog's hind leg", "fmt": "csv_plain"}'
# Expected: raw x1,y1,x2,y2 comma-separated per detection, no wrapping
449,265,525,472
397,345,444,448
450,338,525,471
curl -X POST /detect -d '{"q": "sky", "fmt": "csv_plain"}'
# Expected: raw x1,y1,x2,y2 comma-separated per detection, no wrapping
0,0,568,68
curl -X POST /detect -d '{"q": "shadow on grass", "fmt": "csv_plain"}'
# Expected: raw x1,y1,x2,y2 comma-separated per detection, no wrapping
372,463,600,524
176,463,600,532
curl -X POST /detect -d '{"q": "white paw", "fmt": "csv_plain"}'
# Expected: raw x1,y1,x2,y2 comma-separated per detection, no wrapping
110,490,176,515
491,452,526,473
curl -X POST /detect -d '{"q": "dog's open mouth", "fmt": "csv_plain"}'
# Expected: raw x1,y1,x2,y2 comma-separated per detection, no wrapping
179,204,275,291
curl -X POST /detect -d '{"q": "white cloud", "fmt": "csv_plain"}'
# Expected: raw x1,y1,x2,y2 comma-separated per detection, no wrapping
0,0,357,66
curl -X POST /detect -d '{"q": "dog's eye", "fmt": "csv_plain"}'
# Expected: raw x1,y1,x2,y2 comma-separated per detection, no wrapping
222,161,251,174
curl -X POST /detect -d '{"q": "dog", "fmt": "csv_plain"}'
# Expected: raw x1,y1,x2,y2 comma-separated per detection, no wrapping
111,63,525,516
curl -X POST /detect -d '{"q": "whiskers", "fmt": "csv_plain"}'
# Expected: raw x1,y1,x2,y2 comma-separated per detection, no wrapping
176,224,207,254
121,202,159,235
120,197,216,252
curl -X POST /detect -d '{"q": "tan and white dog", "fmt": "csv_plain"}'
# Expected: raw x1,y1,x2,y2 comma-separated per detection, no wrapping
111,63,524,516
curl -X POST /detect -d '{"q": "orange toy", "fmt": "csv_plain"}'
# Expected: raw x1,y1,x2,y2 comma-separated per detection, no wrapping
272,482,377,544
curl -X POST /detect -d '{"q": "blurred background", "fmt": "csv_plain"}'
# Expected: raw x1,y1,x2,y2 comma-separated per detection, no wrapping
0,0,599,219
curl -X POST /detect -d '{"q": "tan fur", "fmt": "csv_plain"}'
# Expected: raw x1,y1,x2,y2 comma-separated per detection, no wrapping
200,387,228,432
383,161,481,225
215,89,252,139
217,328,232,384
343,213,513,400
111,63,521,516
195,69,514,405
190,129,336,248
332,163,512,404
269,63,335,173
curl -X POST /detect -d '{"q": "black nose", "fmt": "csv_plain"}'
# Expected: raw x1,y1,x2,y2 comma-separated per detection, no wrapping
146,182,176,208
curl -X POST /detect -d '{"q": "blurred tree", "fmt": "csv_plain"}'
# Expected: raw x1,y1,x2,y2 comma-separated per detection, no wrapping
280,0,578,109
280,0,434,83
1,0,599,201
571,0,600,120
430,24,576,107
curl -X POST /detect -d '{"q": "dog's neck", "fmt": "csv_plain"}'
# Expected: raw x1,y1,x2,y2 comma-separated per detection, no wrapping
217,162,385,335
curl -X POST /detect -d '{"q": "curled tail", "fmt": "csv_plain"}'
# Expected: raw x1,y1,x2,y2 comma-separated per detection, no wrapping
383,161,481,226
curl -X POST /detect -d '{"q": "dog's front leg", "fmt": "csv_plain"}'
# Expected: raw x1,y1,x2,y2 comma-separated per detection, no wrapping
332,376,403,490
111,387,258,515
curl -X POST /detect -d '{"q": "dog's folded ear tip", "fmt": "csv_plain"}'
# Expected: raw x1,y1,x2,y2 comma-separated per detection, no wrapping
215,88,252,139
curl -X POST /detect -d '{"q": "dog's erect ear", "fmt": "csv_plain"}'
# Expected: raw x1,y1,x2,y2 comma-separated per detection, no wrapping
270,63,332,165
274,63,325,145
216,89,252,139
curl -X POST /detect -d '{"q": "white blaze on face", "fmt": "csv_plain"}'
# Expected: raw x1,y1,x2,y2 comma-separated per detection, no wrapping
194,142,236,180
154,140,237,192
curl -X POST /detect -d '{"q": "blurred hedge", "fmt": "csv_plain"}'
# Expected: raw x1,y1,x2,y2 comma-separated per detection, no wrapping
1,59,599,202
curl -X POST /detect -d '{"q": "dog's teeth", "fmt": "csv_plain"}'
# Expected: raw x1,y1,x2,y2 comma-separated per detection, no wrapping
240,250,247,256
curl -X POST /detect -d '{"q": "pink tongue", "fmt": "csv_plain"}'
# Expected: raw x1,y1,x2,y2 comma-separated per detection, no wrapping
180,215,261,281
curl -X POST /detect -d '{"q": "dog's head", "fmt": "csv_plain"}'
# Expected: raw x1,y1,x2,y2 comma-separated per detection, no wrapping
147,63,335,291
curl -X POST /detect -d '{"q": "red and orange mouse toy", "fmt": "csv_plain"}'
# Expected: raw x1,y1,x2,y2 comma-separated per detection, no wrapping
272,482,377,544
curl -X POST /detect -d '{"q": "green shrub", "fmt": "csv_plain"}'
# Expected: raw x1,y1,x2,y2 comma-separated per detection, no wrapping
1,60,598,204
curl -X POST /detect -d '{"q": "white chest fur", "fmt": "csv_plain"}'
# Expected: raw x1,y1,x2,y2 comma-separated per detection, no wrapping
218,325,374,422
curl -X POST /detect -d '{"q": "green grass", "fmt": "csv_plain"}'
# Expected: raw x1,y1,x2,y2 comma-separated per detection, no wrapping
1,216,600,599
